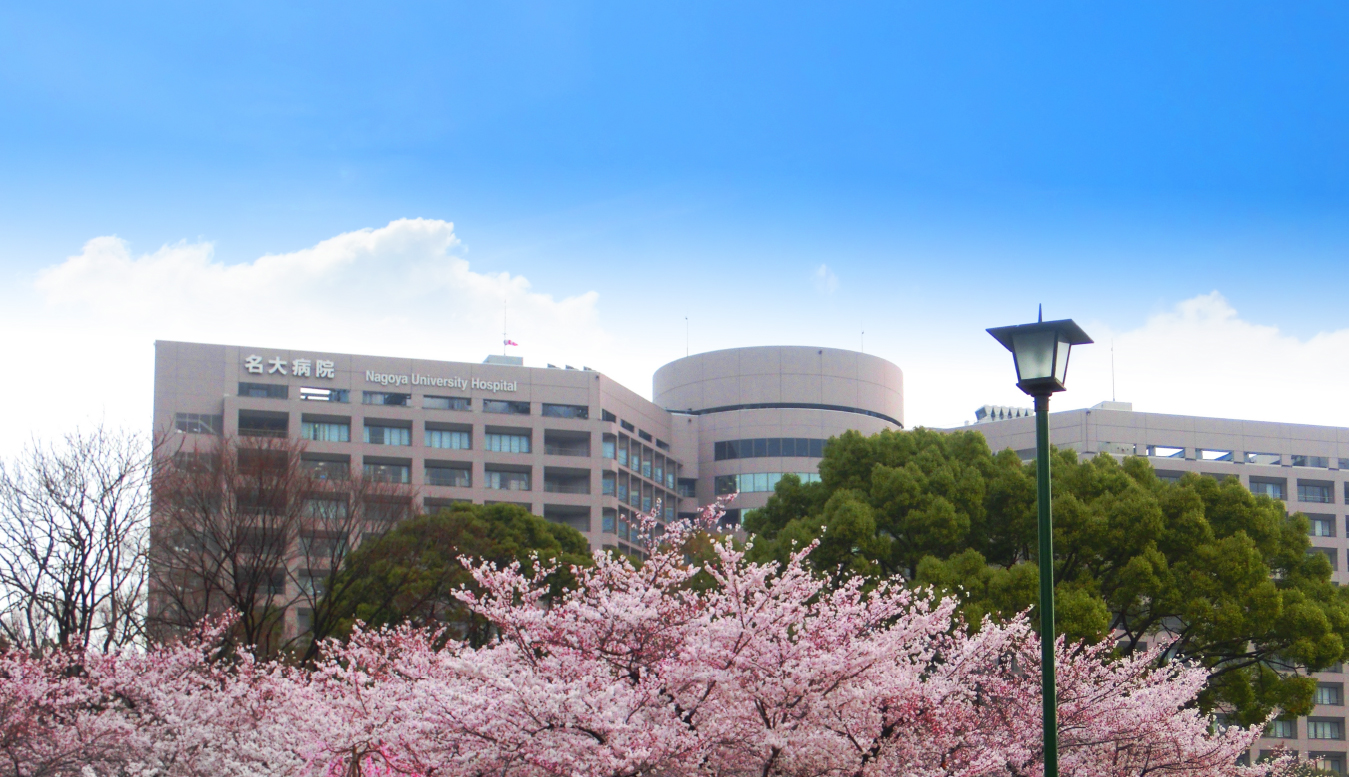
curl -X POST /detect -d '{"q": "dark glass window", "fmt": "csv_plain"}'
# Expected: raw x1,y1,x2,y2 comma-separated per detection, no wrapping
714,437,829,461
542,403,589,419
483,400,530,415
602,409,617,422
620,420,635,433
425,395,470,410
175,413,222,434
363,391,410,406
239,382,288,399
638,429,652,442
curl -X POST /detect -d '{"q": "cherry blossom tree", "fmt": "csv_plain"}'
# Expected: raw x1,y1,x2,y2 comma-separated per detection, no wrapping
0,500,1292,777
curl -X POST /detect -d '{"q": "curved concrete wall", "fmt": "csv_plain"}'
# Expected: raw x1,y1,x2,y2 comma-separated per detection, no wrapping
654,346,904,512
653,346,903,425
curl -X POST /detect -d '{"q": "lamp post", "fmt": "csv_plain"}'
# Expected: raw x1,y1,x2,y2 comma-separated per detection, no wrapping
987,311,1092,777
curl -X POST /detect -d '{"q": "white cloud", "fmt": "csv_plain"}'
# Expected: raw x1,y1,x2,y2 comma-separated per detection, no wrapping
812,263,839,294
0,219,620,455
906,291,1349,431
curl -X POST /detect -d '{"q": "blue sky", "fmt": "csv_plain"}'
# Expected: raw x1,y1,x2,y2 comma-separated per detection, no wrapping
3,2,1349,450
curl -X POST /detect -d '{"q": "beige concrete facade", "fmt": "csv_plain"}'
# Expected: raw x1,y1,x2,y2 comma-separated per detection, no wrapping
964,402,1349,769
155,341,905,551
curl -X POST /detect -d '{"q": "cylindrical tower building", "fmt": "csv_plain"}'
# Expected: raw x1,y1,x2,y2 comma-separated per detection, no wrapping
654,346,903,521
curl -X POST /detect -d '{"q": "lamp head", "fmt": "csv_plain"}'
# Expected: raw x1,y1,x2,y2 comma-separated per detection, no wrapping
987,318,1093,397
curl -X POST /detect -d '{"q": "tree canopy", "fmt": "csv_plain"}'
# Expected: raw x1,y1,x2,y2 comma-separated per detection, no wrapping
744,427,1349,724
314,502,590,649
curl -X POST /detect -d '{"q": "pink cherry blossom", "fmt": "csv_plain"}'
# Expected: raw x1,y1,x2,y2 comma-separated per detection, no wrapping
0,499,1291,776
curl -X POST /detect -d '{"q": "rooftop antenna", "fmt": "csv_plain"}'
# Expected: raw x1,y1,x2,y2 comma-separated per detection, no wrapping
861,330,865,354
1038,303,1043,323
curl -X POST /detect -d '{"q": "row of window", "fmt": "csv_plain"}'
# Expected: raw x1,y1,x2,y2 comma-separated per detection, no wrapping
1268,714,1347,740
714,438,827,461
714,472,822,495
603,433,679,490
1140,443,1343,469
600,470,678,515
239,383,587,418
296,419,569,456
1154,470,1343,504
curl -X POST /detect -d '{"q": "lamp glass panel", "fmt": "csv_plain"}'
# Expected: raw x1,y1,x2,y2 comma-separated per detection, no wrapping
1012,330,1056,381
1054,335,1072,384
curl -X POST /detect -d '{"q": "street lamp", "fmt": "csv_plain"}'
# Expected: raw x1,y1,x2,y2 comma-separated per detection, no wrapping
987,309,1092,777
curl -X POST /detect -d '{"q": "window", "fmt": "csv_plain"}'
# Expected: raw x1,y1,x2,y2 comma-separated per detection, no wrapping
1265,718,1297,739
714,472,822,495
620,420,635,433
1155,470,1183,484
654,460,664,483
641,452,652,479
1312,547,1340,572
541,403,588,419
484,469,530,491
543,432,589,456
666,471,675,489
602,509,617,534
602,472,616,496
617,478,628,501
1309,752,1347,775
363,391,409,406
300,387,348,403
364,496,411,523
1295,455,1332,469
296,607,313,635
638,429,652,442
715,438,828,461
1318,683,1345,706
299,531,347,560
298,571,327,598
617,438,629,466
238,410,287,438
239,382,288,399
1250,478,1287,500
1245,451,1281,465
302,420,350,442
364,425,411,446
363,462,410,484
1199,449,1233,462
1309,718,1345,740
426,466,470,488
1310,515,1336,537
302,457,349,481
602,435,616,459
424,395,470,410
175,413,222,434
1147,445,1185,459
302,497,349,521
1300,481,1335,504
425,429,470,449
483,400,530,415
484,433,530,453
544,471,590,494
601,409,617,422
678,478,697,498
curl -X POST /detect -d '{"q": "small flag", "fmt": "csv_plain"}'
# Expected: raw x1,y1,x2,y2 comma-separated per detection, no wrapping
503,339,519,347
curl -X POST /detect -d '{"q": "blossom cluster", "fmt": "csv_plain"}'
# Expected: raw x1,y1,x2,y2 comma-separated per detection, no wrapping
0,502,1286,776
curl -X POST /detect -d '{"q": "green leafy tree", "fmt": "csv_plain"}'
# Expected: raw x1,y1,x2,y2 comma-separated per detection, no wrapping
307,502,589,655
744,427,1349,724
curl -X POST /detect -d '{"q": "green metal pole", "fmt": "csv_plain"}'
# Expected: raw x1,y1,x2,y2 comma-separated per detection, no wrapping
1034,393,1058,777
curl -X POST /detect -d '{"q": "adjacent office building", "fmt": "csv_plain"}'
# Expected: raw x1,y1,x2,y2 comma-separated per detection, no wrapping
153,341,904,556
966,402,1349,772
